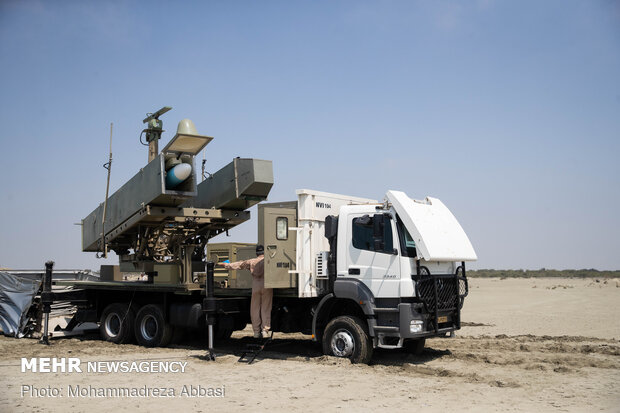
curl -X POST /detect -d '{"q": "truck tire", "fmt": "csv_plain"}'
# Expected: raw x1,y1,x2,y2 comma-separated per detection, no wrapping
100,303,135,344
134,304,173,347
322,315,373,364
405,338,426,355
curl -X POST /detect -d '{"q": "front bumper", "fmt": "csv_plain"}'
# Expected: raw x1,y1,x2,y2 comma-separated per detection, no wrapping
397,303,458,339
372,272,468,342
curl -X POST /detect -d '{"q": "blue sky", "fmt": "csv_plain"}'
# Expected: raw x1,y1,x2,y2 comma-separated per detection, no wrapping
0,0,618,270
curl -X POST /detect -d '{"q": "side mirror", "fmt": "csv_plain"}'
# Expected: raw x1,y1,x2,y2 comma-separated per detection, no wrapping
324,215,338,240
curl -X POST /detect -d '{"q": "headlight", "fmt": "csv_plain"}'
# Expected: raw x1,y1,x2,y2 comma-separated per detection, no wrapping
410,319,424,333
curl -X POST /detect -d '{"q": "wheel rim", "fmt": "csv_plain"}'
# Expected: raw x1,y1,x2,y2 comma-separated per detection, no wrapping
140,315,158,340
104,313,122,338
331,329,355,357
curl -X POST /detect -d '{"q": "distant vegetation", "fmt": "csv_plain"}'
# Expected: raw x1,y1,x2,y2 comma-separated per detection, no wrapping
468,269,620,278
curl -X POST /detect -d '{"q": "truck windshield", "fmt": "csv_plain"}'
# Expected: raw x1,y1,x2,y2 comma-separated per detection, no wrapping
396,216,417,257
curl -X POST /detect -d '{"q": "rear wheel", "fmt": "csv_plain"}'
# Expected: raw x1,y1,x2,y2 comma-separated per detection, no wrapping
134,304,173,347
322,316,373,364
100,303,135,344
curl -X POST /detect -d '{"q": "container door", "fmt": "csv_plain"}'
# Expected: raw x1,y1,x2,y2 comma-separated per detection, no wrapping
261,207,297,288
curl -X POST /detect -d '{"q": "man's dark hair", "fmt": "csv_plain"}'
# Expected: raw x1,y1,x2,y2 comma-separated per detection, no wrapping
256,244,264,255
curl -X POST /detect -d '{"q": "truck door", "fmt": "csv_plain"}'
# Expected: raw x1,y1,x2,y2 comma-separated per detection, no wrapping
259,206,297,288
346,213,401,297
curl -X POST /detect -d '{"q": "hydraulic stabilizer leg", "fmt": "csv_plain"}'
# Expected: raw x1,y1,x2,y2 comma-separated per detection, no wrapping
40,261,54,345
204,261,216,361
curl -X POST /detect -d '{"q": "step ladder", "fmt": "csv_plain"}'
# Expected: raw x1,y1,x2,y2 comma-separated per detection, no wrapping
238,331,274,364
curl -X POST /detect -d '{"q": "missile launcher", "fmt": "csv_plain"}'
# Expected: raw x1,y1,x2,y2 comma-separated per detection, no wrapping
81,107,273,286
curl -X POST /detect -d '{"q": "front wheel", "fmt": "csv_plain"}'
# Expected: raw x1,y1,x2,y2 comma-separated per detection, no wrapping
322,316,373,364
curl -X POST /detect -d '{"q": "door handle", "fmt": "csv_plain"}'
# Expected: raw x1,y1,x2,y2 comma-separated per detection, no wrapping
348,268,360,275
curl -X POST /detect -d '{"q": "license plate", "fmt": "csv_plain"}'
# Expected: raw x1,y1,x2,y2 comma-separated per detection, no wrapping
437,316,448,323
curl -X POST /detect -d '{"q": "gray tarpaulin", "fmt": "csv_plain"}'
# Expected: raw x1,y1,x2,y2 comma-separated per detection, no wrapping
0,271,42,337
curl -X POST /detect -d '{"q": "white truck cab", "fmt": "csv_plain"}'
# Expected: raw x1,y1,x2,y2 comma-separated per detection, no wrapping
335,190,476,299
299,189,476,362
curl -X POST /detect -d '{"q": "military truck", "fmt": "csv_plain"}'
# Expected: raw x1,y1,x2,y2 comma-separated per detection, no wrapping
47,107,476,364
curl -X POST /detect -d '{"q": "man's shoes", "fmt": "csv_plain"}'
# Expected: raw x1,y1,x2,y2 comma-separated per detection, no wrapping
252,328,271,339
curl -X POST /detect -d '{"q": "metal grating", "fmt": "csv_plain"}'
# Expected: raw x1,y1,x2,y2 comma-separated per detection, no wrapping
459,277,468,299
416,273,468,313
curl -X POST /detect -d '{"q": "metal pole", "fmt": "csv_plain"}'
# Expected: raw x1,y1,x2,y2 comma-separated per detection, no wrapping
101,123,113,258
40,261,54,345
205,261,216,360
201,150,206,182
148,138,158,163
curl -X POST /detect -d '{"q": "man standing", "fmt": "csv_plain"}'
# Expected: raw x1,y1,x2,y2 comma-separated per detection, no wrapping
218,245,272,338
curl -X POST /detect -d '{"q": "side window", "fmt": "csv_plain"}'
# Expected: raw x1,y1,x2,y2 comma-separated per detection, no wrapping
276,217,288,240
352,214,394,254
396,216,417,257
352,217,374,251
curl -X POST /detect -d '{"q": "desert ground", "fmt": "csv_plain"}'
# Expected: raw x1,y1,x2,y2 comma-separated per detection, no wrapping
0,277,618,412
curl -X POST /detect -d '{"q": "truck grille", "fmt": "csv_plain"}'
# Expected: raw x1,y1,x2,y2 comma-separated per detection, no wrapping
416,274,468,312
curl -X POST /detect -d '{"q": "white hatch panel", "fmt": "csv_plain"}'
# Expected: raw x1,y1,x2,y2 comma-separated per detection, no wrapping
386,190,477,262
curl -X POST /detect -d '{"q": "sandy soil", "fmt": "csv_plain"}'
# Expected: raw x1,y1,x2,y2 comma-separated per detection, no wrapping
0,277,618,412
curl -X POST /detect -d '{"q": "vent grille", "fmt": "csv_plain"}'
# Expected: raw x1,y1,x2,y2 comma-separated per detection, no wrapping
315,251,329,279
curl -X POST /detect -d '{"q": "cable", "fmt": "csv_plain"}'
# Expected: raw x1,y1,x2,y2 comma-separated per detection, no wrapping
139,130,148,146
118,290,137,330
